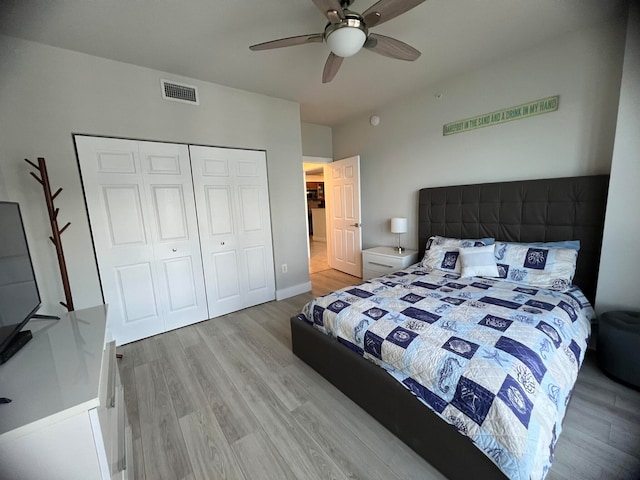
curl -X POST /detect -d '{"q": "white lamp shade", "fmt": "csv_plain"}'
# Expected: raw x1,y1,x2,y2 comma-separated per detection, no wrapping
390,217,408,234
326,27,366,57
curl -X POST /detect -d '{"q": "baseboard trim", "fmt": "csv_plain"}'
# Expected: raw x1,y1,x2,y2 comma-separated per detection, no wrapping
276,281,312,301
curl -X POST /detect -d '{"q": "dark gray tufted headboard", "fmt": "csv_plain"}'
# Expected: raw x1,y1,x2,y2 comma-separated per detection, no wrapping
418,175,609,303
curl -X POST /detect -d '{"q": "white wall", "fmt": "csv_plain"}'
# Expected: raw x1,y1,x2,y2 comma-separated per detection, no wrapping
0,162,7,201
301,122,333,158
0,35,310,314
596,2,640,313
333,18,626,255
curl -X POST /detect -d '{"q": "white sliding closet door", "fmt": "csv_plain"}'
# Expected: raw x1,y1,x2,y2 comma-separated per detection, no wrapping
189,146,275,317
76,136,208,344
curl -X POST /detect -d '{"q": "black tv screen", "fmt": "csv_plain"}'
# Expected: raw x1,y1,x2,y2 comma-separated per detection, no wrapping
0,202,41,356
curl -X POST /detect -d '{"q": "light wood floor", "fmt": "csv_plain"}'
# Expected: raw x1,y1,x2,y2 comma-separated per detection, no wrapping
118,269,640,480
308,237,330,274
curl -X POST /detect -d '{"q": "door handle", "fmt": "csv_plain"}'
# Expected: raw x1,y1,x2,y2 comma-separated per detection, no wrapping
171,248,177,252
350,223,361,227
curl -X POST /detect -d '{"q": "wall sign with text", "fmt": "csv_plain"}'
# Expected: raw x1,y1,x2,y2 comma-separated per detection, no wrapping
443,95,559,136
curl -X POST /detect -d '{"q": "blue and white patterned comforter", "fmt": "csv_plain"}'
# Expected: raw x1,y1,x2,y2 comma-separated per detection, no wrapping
297,265,593,480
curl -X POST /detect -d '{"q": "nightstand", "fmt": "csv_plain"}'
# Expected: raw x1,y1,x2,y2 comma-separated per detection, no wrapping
362,246,419,280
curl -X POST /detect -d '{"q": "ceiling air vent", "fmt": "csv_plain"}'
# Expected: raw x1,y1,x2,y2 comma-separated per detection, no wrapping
160,79,199,105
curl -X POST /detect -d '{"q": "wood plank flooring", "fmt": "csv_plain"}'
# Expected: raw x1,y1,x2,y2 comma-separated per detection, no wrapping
118,269,640,480
308,237,330,274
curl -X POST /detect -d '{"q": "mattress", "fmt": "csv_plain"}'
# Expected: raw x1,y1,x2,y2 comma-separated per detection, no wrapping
296,264,594,480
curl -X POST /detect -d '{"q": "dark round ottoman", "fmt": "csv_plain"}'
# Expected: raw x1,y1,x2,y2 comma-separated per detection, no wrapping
597,311,640,389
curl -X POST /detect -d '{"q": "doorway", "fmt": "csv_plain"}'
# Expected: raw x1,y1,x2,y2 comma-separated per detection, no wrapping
303,159,330,274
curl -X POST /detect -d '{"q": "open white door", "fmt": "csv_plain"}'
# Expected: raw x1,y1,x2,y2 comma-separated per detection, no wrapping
325,156,362,277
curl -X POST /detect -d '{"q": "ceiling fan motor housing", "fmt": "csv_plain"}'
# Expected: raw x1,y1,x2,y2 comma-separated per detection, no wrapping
324,13,368,57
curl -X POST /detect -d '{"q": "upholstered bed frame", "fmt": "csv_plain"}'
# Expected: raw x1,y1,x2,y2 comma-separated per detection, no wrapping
290,175,609,479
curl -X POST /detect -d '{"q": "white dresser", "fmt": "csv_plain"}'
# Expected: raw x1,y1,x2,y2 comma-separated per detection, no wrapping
0,305,131,479
362,246,420,280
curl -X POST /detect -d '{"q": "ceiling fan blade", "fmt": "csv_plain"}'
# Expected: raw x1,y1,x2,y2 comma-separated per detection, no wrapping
311,0,344,23
250,33,324,51
322,53,344,83
363,0,426,28
364,33,421,61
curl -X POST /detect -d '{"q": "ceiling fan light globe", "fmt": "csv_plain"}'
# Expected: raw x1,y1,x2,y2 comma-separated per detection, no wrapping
326,27,366,57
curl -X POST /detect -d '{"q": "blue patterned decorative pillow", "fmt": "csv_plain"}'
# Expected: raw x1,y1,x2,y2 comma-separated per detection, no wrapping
422,246,463,273
505,240,580,251
425,235,494,251
493,242,578,291
459,244,499,278
421,236,494,272
421,237,494,273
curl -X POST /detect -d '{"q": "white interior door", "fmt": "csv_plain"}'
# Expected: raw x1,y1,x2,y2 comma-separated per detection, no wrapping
189,145,275,318
137,141,209,331
76,136,208,344
326,156,362,277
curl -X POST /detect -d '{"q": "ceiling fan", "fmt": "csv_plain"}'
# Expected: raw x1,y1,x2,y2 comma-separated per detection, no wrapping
249,0,426,83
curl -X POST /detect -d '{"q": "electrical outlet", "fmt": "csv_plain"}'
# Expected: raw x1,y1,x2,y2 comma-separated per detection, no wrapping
281,264,288,273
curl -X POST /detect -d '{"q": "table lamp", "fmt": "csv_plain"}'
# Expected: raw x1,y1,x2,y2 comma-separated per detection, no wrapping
390,217,408,253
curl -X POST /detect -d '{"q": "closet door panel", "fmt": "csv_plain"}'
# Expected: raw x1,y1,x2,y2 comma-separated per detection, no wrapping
190,145,275,317
200,183,242,315
238,186,262,232
138,141,209,331
151,185,189,241
205,186,234,236
76,137,164,344
202,181,242,314
95,150,137,174
236,179,275,306
146,153,182,174
212,251,242,301
115,262,159,323
233,151,275,307
161,256,200,312
245,246,268,291
102,185,147,246
201,157,229,177
76,137,209,344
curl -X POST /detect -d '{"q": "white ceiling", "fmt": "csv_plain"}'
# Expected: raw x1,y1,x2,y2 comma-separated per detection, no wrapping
0,0,626,126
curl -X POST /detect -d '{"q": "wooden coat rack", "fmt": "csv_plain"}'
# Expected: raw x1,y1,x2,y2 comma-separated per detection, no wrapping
25,157,74,311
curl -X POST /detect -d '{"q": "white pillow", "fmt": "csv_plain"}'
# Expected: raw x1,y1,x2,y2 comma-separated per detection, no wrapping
459,244,499,278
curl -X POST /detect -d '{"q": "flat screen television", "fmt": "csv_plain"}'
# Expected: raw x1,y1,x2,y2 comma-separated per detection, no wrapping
0,202,41,364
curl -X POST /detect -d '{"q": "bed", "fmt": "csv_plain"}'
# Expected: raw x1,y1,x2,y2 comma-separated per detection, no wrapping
290,175,609,480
